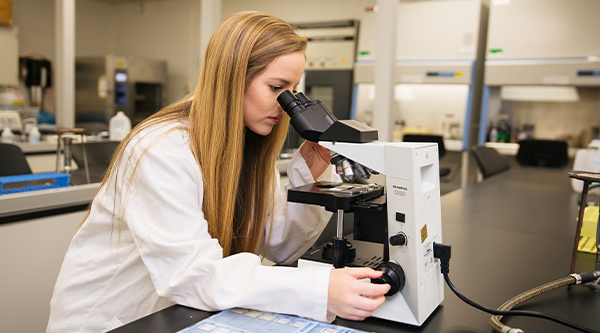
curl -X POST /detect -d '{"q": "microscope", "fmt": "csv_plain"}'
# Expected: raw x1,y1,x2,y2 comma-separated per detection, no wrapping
278,91,444,326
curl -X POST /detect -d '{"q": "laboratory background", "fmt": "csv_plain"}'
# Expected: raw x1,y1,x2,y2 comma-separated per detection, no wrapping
1,0,599,332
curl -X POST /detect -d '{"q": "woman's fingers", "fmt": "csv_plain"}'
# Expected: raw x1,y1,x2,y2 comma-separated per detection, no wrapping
328,268,391,320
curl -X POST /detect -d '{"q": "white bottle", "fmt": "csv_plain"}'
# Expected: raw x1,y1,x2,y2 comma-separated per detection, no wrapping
109,111,132,141
29,126,41,144
2,127,14,143
489,127,498,143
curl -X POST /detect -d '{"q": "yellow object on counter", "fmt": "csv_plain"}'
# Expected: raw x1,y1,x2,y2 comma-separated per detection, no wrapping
578,206,598,253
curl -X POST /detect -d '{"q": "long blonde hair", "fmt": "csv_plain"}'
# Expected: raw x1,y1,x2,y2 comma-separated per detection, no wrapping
89,12,307,257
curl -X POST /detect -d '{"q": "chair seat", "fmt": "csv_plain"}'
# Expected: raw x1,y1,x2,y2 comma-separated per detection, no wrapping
440,167,451,178
0,143,32,177
472,146,510,179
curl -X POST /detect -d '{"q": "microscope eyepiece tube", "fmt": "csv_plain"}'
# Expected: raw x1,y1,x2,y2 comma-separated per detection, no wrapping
277,90,305,118
295,91,311,107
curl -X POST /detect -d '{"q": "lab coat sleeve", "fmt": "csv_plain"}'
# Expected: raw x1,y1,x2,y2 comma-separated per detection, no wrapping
121,134,333,322
261,150,341,265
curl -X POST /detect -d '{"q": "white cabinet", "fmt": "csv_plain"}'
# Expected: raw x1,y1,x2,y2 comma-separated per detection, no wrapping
0,26,18,86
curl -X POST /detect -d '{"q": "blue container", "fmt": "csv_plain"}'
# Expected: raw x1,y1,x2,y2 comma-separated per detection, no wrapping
0,172,71,195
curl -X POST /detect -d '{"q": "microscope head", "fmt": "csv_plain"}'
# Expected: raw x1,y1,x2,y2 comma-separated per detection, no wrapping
277,90,378,143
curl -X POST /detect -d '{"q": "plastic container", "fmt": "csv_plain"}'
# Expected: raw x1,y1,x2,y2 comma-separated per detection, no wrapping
0,172,71,195
109,111,132,141
2,127,14,143
29,125,41,144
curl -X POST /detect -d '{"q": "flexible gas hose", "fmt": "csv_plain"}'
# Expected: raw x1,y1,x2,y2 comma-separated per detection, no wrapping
490,273,599,333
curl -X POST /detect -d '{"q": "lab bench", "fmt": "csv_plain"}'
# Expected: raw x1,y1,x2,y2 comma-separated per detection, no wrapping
111,163,599,333
0,181,99,223
0,177,100,333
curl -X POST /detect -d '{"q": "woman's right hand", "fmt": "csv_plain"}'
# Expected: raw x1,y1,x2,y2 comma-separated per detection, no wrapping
327,267,391,321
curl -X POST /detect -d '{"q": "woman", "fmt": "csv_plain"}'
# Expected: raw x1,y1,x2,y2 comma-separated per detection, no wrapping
47,11,389,332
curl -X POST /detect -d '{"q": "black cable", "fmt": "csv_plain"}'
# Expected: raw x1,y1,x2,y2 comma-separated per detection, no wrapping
433,243,600,333
443,274,600,333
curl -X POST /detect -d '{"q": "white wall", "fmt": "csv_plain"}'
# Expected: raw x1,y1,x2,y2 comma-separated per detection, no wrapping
75,0,117,57
112,0,201,103
12,0,56,61
13,0,115,61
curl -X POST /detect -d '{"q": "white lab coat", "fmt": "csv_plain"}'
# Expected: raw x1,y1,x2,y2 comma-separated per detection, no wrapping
47,121,338,332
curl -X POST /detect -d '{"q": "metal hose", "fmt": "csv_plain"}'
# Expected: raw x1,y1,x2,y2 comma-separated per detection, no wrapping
490,276,577,333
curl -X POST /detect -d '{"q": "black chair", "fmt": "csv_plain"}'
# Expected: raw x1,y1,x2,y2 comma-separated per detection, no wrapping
516,139,569,168
471,146,510,179
402,134,451,178
0,143,33,177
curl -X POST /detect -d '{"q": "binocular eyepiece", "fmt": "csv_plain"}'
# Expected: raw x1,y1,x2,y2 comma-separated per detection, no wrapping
277,90,337,142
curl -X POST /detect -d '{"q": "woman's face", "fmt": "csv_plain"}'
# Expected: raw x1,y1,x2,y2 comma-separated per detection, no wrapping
243,51,305,136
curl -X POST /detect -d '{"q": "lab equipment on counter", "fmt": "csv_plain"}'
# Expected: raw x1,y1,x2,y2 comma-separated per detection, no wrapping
0,110,22,132
579,206,598,254
19,56,52,108
278,90,444,326
2,127,13,143
55,128,90,184
28,125,40,144
293,141,444,326
109,111,132,141
568,170,600,274
0,172,70,195
75,55,167,126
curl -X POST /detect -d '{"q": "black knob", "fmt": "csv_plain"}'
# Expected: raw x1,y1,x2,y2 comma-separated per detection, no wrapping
371,262,405,296
390,233,407,246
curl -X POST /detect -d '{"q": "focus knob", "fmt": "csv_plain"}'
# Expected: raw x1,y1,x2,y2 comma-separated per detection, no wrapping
390,233,407,246
371,262,405,296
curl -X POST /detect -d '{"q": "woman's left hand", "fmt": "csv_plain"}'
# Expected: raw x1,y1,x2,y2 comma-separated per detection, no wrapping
299,140,331,181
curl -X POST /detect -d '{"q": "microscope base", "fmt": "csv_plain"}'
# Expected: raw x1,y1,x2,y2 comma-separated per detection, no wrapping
299,236,440,326
298,258,434,326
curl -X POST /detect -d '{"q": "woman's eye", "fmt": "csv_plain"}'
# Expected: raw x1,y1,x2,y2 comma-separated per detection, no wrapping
269,85,283,91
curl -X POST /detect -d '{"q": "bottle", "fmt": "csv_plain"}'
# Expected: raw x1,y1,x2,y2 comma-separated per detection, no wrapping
29,126,41,144
497,114,511,143
109,111,132,141
488,122,498,143
2,127,14,143
393,120,405,142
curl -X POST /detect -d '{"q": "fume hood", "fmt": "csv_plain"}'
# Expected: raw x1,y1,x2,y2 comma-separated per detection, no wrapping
479,0,600,151
353,0,489,188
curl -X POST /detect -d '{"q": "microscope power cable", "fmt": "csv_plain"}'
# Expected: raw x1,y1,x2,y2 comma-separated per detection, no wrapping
433,243,600,333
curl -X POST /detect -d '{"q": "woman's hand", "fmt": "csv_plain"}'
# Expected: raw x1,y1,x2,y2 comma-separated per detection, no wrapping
299,141,331,181
327,268,390,321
